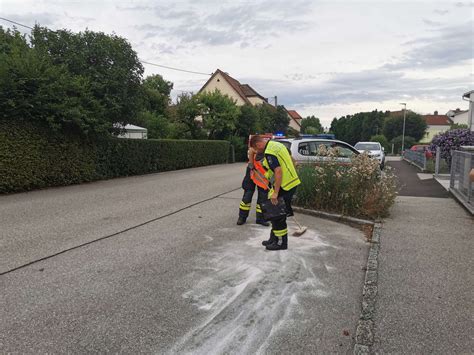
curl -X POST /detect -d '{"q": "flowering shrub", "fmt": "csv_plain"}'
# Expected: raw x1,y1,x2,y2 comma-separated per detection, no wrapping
295,146,398,219
429,129,474,167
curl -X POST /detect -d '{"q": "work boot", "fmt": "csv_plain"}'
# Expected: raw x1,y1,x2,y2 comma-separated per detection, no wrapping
256,219,270,227
236,216,247,225
266,236,288,251
262,232,277,246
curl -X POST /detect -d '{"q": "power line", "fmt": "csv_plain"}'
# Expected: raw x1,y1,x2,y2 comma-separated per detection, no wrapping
0,16,33,29
140,60,211,76
0,16,212,76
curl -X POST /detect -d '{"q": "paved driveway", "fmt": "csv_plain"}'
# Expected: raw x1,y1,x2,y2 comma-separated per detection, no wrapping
387,160,450,198
1,164,368,354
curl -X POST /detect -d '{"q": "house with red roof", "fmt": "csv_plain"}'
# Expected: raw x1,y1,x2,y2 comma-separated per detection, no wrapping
287,110,302,132
420,111,453,143
199,69,267,106
198,69,303,132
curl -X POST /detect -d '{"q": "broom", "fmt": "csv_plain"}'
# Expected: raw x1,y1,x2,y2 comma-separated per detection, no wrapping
252,167,307,237
291,215,307,237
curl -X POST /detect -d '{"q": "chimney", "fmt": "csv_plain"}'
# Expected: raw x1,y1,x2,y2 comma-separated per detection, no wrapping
434,110,438,115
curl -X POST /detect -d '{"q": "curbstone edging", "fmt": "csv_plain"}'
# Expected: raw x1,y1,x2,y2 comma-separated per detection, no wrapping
293,207,375,238
353,223,382,354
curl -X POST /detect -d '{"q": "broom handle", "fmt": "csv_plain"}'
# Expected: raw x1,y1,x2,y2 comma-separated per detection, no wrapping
292,216,304,229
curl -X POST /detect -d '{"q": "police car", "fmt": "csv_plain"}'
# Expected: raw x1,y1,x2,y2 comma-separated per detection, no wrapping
278,137,359,164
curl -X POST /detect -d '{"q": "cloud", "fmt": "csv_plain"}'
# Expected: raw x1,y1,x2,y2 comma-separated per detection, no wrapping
1,12,58,28
455,1,474,7
384,21,473,70
422,18,442,26
133,0,314,46
237,66,471,112
434,9,449,15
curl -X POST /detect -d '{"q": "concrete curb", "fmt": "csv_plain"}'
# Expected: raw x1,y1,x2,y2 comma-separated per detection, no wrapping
293,206,375,227
353,223,382,355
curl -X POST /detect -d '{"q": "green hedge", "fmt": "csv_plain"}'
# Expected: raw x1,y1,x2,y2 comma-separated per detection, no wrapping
0,121,229,193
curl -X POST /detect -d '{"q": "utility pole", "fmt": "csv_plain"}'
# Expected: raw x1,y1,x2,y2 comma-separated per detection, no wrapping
400,102,407,154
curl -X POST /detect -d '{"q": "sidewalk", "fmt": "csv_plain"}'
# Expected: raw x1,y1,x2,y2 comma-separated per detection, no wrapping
373,196,473,353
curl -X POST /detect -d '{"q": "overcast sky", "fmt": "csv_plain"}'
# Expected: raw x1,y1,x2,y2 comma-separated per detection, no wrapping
1,0,473,127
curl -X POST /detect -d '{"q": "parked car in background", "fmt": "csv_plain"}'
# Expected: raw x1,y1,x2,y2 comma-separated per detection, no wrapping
354,142,385,169
279,138,359,164
410,144,433,159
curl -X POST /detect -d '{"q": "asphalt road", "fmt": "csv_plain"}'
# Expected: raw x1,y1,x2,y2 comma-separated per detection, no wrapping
0,164,368,354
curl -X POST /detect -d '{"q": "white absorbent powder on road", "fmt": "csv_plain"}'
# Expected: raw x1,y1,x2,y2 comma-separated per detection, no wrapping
168,222,339,355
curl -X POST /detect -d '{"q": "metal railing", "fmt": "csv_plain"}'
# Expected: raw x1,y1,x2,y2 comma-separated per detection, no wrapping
403,150,427,171
450,150,474,206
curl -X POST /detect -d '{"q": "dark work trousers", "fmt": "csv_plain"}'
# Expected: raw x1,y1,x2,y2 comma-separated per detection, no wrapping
270,187,298,243
239,166,267,221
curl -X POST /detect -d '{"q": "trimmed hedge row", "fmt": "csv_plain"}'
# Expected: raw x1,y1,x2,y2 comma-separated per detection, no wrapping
0,121,230,193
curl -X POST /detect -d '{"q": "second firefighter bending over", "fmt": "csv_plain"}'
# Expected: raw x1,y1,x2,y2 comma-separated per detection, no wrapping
249,136,301,251
237,147,270,227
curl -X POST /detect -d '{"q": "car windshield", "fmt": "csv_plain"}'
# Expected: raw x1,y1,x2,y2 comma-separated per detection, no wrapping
355,143,380,150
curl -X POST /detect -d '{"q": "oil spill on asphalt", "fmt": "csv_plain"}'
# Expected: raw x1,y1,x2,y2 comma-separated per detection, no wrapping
168,223,338,355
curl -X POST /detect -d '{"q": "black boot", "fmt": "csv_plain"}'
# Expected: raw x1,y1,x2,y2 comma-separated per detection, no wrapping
236,216,246,225
262,232,277,246
266,236,288,251
256,219,270,227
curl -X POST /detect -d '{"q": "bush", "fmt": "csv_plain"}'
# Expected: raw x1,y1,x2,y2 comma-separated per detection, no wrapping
294,146,398,219
0,120,229,193
429,129,474,167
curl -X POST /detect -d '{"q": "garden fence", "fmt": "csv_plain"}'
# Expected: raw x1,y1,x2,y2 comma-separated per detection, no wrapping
403,150,426,171
450,150,474,208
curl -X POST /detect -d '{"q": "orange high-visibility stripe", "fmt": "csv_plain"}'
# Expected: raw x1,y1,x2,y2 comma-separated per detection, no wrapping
250,159,270,190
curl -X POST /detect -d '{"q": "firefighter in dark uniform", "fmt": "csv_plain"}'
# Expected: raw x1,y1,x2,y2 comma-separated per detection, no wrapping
236,147,270,226
249,136,301,250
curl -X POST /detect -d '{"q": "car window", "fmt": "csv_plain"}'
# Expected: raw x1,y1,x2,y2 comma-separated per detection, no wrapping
355,143,380,150
298,141,337,156
298,142,312,156
278,141,291,150
335,143,356,158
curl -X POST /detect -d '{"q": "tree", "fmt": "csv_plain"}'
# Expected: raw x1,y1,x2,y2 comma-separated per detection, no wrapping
30,26,144,133
141,74,173,116
236,104,259,138
287,126,300,138
135,111,172,139
0,27,104,135
130,74,175,138
301,115,323,134
383,111,427,141
272,105,291,134
256,104,276,132
198,90,240,140
329,110,386,144
391,135,416,154
305,127,320,135
175,93,205,139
